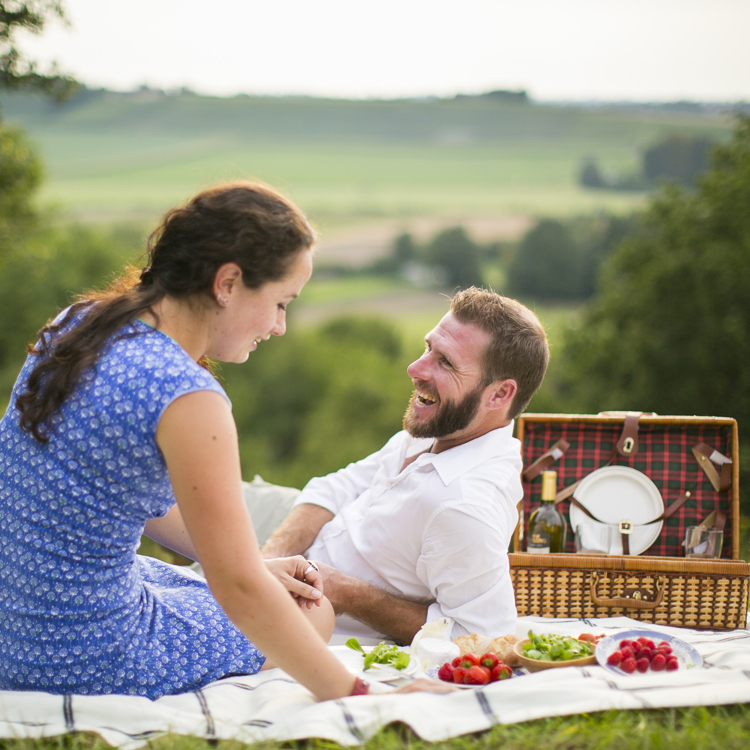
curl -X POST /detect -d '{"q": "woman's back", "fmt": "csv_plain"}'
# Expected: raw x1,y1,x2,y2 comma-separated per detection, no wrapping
0,312,264,697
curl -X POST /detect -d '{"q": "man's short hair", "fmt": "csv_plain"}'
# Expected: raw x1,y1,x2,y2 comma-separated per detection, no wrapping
450,287,549,420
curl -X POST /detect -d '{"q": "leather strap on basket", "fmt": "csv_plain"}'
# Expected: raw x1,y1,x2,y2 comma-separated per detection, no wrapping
696,508,727,532
522,439,570,482
692,442,732,492
554,414,642,505
589,572,666,609
616,414,641,457
570,490,694,556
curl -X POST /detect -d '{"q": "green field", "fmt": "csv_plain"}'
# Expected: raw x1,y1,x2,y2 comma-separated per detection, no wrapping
0,89,735,228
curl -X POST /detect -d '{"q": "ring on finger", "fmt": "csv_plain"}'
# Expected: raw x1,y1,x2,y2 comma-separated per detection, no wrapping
303,560,319,581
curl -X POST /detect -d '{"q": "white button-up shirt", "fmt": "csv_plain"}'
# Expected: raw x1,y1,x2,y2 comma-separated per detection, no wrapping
297,422,522,640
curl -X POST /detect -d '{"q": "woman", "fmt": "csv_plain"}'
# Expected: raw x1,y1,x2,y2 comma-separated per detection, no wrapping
0,181,450,701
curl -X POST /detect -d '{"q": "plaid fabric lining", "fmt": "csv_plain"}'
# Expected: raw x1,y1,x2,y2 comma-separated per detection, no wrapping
520,420,734,558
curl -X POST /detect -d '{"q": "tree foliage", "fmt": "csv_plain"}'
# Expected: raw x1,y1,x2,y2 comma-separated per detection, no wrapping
560,116,750,504
0,1,76,99
579,134,718,193
643,134,714,187
0,121,40,256
423,226,483,290
506,214,640,301
0,221,145,390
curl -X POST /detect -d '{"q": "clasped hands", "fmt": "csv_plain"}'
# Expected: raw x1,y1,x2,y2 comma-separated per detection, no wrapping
264,555,327,609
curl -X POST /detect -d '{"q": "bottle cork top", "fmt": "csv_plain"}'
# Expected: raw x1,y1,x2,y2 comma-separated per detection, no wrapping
541,470,557,502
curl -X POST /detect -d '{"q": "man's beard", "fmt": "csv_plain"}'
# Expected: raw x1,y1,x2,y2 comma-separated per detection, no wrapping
402,383,484,439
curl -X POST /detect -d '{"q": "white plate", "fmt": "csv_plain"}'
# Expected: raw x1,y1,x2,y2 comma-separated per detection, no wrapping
596,629,702,675
570,466,664,555
330,644,418,683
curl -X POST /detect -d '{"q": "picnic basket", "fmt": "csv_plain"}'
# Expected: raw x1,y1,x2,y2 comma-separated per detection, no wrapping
509,413,749,630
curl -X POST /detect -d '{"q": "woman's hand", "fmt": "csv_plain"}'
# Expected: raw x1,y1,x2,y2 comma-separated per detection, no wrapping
390,677,457,694
265,556,324,609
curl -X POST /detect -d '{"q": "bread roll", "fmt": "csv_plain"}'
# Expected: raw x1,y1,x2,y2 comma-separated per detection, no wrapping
453,632,523,667
490,634,523,666
453,633,493,656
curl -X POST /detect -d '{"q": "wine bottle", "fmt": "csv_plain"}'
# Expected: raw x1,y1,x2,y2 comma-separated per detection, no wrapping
527,470,567,553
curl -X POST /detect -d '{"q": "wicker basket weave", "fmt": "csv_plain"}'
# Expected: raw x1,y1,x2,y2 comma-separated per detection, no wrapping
510,552,749,630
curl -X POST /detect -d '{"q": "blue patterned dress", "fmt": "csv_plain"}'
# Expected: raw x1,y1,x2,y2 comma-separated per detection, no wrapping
0,309,265,698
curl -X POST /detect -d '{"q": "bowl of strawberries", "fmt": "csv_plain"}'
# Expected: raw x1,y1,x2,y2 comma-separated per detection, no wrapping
595,630,703,675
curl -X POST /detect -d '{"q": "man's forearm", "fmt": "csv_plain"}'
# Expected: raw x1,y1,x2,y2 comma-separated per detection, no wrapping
260,503,334,559
317,563,430,645
344,580,430,645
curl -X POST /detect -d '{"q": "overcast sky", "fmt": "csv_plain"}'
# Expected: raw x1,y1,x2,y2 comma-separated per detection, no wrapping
18,0,750,102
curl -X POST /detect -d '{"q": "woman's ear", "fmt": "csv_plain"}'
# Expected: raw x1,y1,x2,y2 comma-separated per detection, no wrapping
212,263,243,303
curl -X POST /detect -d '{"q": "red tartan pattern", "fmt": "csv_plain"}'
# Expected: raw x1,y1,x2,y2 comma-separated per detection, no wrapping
520,420,734,558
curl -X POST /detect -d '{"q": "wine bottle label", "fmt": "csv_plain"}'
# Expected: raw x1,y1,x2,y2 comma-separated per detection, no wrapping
527,532,551,554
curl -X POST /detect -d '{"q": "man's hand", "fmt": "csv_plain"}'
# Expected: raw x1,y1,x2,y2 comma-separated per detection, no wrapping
309,561,433,645
264,556,324,609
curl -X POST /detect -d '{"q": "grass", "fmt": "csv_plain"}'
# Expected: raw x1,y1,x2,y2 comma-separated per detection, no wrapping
31,139,653,225
3,705,750,750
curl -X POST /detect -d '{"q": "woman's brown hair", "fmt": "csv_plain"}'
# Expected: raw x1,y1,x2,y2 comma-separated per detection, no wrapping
16,181,316,443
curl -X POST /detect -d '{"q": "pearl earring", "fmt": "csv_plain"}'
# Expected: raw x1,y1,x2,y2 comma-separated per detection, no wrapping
217,295,229,307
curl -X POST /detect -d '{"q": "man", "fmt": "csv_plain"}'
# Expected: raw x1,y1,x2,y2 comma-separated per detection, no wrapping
262,287,549,644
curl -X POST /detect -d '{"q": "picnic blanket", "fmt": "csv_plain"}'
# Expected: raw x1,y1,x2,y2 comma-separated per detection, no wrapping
2,615,750,749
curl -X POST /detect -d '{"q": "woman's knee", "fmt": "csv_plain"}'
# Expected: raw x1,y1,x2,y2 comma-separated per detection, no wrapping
305,594,335,643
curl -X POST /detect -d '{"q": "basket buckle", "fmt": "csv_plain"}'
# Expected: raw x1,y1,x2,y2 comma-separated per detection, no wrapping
619,520,633,535
622,586,652,602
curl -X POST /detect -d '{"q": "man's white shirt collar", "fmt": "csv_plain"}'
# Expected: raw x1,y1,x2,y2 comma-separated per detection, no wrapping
400,420,516,486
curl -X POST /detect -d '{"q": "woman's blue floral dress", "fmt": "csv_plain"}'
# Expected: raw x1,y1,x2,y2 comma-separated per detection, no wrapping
0,311,265,698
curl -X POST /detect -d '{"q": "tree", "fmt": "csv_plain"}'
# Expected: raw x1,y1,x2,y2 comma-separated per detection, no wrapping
507,219,583,300
424,226,483,290
393,232,417,267
643,134,714,188
0,1,77,99
0,122,41,255
559,116,750,506
579,158,605,189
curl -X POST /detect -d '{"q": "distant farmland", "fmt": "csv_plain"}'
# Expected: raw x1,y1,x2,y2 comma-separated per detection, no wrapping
1,91,734,231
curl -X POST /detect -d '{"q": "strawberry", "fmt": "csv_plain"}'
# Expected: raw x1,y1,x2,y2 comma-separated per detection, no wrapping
619,639,632,649
437,662,454,682
451,656,464,668
636,657,650,673
621,657,637,674
607,651,623,666
464,665,491,685
460,653,481,668
639,648,654,662
620,646,635,660
452,666,468,684
480,652,500,670
666,657,679,672
491,663,512,681
650,653,667,671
